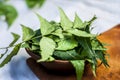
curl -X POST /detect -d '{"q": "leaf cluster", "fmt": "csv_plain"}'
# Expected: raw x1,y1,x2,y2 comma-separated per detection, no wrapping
0,8,109,80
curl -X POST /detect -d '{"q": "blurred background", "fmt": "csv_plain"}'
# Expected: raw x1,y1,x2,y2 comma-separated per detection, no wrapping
0,0,120,80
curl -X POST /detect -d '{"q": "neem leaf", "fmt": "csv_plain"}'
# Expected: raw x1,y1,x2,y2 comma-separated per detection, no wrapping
85,16,97,33
73,13,83,29
31,29,42,46
25,0,38,8
37,14,55,35
70,60,85,80
51,28,64,39
0,43,21,67
59,8,73,30
67,29,95,37
56,38,78,50
53,50,82,60
21,24,35,41
5,5,18,27
95,50,109,67
38,0,46,7
78,37,97,75
25,0,45,8
9,32,20,47
38,37,56,62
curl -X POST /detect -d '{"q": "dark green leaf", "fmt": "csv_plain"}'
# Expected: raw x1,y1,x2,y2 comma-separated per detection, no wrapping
91,38,109,67
85,16,97,33
31,29,42,46
70,60,85,80
25,0,45,8
78,37,97,75
0,43,21,67
21,24,35,41
53,50,83,60
59,7,73,30
95,50,109,67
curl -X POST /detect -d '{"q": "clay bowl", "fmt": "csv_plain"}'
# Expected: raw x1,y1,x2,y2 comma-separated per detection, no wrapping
25,48,75,74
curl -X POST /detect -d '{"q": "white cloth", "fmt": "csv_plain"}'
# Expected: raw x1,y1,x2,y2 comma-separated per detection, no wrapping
0,0,120,80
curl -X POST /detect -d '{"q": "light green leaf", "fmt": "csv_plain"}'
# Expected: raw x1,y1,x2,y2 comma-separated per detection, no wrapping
9,32,20,47
51,28,64,38
73,13,83,29
67,29,95,37
70,60,85,80
91,63,96,77
38,37,56,62
59,8,73,30
56,38,78,50
0,43,21,67
21,42,30,48
31,45,39,51
21,24,35,41
37,14,55,35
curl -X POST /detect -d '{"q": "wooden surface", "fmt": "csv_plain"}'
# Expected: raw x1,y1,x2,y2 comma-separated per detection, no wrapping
27,25,120,80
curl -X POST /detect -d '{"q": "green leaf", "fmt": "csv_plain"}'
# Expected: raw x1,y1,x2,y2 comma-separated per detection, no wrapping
56,38,78,50
21,24,35,41
73,13,83,29
53,50,83,60
91,38,109,67
5,5,18,27
21,42,30,48
91,39,107,51
0,54,1,58
78,37,97,75
67,29,95,37
51,28,64,39
25,0,45,8
0,4,18,27
91,63,96,76
9,32,20,47
70,60,85,80
0,43,21,67
85,16,97,33
95,50,109,67
38,37,56,62
37,14,55,35
59,8,73,30
31,29,42,46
